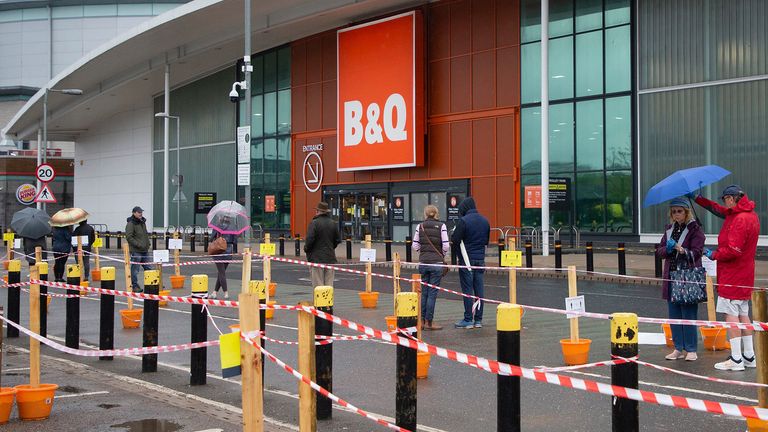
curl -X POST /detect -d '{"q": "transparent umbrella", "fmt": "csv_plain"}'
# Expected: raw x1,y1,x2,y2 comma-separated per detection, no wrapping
207,200,250,235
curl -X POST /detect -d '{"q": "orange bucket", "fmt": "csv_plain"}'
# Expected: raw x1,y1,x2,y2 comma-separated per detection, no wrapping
265,300,277,319
158,290,171,307
385,315,397,331
268,282,277,298
747,417,768,432
14,383,58,421
701,326,730,351
229,324,240,332
170,275,186,289
358,291,379,308
120,308,143,329
560,338,592,365
46,296,51,309
0,387,16,424
90,270,101,282
417,351,431,379
2,261,9,270
79,281,89,296
661,324,674,348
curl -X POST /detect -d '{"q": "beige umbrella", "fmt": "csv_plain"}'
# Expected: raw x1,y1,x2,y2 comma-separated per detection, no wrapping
50,208,89,227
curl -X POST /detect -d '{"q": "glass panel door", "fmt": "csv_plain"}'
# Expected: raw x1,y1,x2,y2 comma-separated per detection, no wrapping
370,193,388,240
340,194,356,239
356,194,370,238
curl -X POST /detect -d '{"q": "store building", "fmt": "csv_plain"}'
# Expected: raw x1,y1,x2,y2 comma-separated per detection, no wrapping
2,0,767,242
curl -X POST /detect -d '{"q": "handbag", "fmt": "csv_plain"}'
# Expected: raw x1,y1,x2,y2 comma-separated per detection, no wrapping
669,251,707,305
420,223,449,277
208,236,227,255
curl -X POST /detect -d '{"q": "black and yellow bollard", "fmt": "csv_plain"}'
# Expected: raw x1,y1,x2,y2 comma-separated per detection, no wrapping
617,243,626,275
295,235,301,257
586,241,594,272
395,291,418,430
385,239,393,262
498,237,505,267
191,274,208,385
116,231,122,250
99,267,116,361
6,259,21,338
142,269,160,372
279,236,285,256
497,303,521,432
611,313,638,431
105,232,111,249
203,232,209,253
38,262,48,338
346,238,352,260
405,236,412,262
554,240,563,271
314,286,333,420
524,241,533,268
65,264,81,348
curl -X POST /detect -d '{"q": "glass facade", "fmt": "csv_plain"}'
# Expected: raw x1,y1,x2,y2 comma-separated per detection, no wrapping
520,0,633,233
639,0,768,235
238,46,291,231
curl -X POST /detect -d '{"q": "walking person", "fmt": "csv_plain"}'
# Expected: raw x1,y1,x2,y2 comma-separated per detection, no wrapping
655,198,705,361
52,225,72,282
210,218,237,299
412,205,449,330
689,185,760,371
450,197,490,329
304,202,340,288
22,236,47,267
72,219,95,281
125,206,152,293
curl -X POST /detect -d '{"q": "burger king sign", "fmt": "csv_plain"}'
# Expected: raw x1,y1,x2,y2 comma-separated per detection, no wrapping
16,184,37,205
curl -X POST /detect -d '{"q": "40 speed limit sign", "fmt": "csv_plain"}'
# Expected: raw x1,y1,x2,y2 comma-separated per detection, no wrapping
36,163,56,183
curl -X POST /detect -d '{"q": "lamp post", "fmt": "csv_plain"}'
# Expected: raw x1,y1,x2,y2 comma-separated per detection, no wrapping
155,113,181,227
43,87,83,212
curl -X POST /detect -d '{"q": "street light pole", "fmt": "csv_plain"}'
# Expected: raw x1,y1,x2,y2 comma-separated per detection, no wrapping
155,113,181,227
244,0,252,232
42,87,82,212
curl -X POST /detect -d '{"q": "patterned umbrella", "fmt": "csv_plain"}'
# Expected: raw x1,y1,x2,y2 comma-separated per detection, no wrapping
207,200,250,235
10,208,51,239
50,208,89,227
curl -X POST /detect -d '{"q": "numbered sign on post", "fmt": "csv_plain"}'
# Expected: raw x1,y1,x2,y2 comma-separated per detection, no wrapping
565,295,586,319
360,248,377,262
152,249,170,263
168,239,183,250
36,163,56,183
501,250,522,267
13,239,22,249
259,243,276,256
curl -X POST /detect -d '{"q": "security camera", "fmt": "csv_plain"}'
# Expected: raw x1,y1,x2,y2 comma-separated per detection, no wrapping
229,81,247,103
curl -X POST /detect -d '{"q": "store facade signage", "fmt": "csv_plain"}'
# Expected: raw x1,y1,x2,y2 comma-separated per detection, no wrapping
15,183,37,205
302,151,323,193
337,11,424,172
302,144,323,153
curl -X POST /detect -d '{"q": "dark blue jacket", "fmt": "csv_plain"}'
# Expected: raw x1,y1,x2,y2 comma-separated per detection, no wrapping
52,226,72,253
450,197,490,262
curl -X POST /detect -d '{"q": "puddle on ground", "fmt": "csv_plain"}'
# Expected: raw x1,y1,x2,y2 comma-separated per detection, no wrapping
98,403,120,409
111,419,182,432
58,385,84,393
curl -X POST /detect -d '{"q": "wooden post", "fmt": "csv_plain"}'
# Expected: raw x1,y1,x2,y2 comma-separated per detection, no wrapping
239,289,264,432
393,252,401,314
298,301,317,432
35,246,42,264
705,276,716,322
365,234,372,293
123,243,133,310
412,274,422,340
753,289,768,408
242,248,252,298
94,233,101,273
77,236,84,280
6,229,12,261
507,237,517,304
568,266,579,342
0,306,3,386
173,231,180,277
29,264,40,387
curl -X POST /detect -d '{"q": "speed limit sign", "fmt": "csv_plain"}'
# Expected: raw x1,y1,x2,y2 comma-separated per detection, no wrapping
36,163,56,183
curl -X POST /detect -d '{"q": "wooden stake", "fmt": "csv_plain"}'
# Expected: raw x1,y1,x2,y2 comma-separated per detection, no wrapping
77,236,84,279
365,234,372,293
239,290,264,432
393,252,401,314
705,276,716,322
412,274,422,340
568,265,579,342
35,246,42,265
29,264,40,387
507,237,517,304
6,228,12,261
242,248,252,296
753,289,768,408
297,301,317,432
122,243,133,310
173,231,180,276
94,233,101,272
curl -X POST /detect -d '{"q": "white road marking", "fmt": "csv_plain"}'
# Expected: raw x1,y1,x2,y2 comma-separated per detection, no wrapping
3,367,30,372
57,390,110,399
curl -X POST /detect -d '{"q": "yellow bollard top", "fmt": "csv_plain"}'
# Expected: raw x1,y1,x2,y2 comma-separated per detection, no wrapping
611,313,638,344
67,264,80,278
314,286,334,307
8,259,21,272
248,280,266,299
100,267,116,281
191,274,208,293
38,262,48,275
144,270,160,286
395,292,418,317
496,304,522,331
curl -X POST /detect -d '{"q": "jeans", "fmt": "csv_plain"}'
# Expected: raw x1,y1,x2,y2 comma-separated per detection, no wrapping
215,262,229,292
53,252,69,281
419,265,443,322
459,259,485,322
130,252,153,290
668,300,699,352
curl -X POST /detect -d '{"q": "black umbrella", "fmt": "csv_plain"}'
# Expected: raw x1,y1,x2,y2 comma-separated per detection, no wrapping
10,208,51,239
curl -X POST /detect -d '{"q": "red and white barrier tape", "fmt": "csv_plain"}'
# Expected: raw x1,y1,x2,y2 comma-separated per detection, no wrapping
532,358,630,373
614,356,768,388
241,333,410,432
0,315,219,357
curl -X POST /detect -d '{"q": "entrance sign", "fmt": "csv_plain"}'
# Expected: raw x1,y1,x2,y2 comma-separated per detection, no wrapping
194,192,217,214
337,11,424,171
36,163,56,183
392,196,405,221
15,184,37,205
34,183,57,203
302,152,323,193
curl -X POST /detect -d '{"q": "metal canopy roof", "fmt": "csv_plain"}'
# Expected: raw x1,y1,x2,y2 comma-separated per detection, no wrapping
2,0,425,141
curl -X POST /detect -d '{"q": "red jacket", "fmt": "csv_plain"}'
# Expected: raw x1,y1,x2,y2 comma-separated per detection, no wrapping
696,194,760,300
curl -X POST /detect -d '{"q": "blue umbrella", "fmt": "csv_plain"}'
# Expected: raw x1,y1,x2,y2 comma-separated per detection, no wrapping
643,165,731,208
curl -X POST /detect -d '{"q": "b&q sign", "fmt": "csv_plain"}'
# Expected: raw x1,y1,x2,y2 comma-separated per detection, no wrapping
337,11,425,171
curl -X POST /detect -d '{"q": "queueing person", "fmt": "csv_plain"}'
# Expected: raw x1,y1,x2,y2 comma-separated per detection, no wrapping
690,184,760,371
450,197,490,329
125,206,152,293
72,219,95,281
210,216,237,299
52,225,72,282
304,202,341,288
655,197,705,361
412,204,449,330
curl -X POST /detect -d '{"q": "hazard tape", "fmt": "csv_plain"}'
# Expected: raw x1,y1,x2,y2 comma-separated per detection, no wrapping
241,333,410,432
0,314,219,357
614,356,768,388
532,358,630,373
295,304,768,421
20,288,85,299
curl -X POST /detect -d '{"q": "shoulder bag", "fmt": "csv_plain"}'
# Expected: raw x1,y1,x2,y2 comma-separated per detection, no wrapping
420,223,449,277
669,250,707,305
208,236,227,256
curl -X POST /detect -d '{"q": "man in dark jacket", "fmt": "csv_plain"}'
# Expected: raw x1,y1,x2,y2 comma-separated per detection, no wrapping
125,206,152,293
304,202,341,288
450,197,490,328
72,219,96,281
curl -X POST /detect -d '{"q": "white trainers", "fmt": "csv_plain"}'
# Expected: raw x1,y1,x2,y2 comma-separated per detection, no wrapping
224,291,229,299
685,352,698,361
665,350,684,360
743,355,757,368
714,356,745,371
210,291,217,299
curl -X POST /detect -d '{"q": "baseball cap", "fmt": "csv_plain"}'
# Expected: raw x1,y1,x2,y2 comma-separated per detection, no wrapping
132,206,144,213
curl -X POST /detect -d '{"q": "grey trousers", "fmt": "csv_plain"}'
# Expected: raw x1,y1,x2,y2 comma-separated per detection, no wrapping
310,267,335,288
